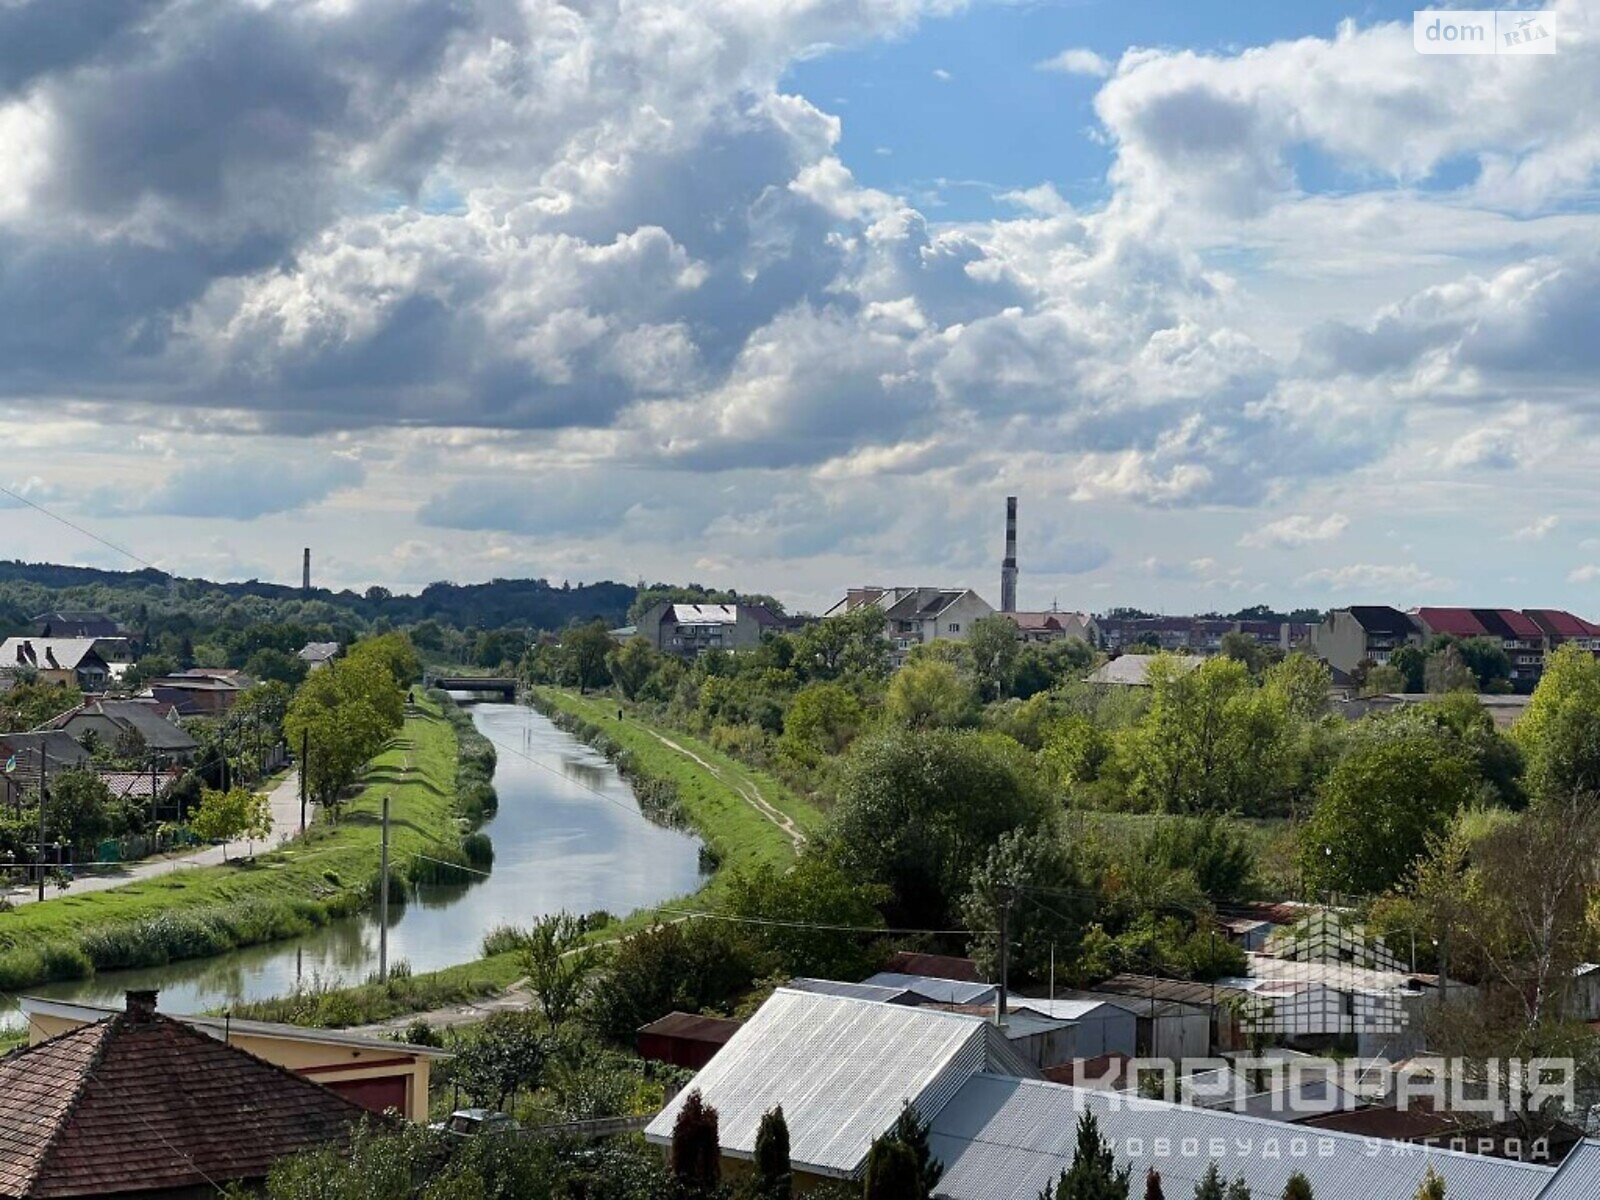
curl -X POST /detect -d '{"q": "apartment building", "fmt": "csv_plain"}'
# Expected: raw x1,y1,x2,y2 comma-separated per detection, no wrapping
634,601,789,658
826,586,994,667
1088,616,1310,656
1411,607,1548,689
1308,606,1423,675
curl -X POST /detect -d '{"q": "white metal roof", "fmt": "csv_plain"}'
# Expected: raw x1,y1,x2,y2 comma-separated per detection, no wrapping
787,978,916,1004
642,989,1035,1179
927,1074,1555,1200
1011,998,1128,1023
1540,1139,1600,1199
864,973,999,1006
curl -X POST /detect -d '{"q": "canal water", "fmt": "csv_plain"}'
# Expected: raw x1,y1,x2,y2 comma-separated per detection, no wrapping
1,702,705,1028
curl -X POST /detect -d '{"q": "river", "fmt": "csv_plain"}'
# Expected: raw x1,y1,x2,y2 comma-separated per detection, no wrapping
1,701,705,1028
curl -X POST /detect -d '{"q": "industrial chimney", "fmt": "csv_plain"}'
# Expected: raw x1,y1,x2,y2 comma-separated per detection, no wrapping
302,547,311,594
1001,496,1018,613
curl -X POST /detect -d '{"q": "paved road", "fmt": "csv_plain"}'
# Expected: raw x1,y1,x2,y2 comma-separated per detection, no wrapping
1,771,310,908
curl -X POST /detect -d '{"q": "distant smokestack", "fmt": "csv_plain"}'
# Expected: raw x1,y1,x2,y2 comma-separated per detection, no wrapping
1001,496,1018,613
302,548,311,594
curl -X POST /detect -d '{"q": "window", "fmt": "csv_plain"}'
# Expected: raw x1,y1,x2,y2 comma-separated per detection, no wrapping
947,622,960,633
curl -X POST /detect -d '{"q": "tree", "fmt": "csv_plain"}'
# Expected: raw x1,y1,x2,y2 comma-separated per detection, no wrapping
753,1106,792,1200
585,920,757,1044
453,1011,548,1112
1262,654,1330,724
1219,631,1266,675
778,683,866,769
518,912,601,1026
244,647,308,687
283,653,404,811
44,770,117,857
727,855,889,981
1388,646,1426,693
670,1090,721,1195
961,823,1091,985
1038,1112,1131,1199
347,632,421,689
863,1138,922,1200
1516,644,1600,802
1299,735,1472,895
1360,663,1406,696
794,606,889,681
188,786,272,860
561,621,614,693
1456,637,1511,692
1413,1166,1444,1200
1193,1164,1225,1200
1424,644,1476,694
828,728,1049,927
1144,1171,1165,1200
1280,1172,1313,1200
607,637,659,701
864,1105,941,1200
968,614,1021,701
884,658,976,730
1224,1180,1251,1200
0,679,82,733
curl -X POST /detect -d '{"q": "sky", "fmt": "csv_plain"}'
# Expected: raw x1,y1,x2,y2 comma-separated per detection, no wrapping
2,0,1599,617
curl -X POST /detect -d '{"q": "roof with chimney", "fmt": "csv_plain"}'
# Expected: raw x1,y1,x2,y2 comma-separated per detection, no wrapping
0,640,108,675
30,614,123,640
0,992,372,1199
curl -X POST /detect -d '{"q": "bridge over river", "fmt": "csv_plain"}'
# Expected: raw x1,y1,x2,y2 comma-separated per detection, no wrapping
427,675,518,700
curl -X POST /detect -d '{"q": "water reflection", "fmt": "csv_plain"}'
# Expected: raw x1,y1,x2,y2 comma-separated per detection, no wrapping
2,703,705,1027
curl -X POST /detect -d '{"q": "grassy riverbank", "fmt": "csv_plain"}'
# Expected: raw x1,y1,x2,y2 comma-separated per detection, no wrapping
531,688,824,884
0,695,466,992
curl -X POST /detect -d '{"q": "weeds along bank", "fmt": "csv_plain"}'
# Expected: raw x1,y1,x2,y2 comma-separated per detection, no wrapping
0,693,494,992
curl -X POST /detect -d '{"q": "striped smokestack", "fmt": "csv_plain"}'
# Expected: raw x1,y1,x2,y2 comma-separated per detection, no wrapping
1001,496,1017,613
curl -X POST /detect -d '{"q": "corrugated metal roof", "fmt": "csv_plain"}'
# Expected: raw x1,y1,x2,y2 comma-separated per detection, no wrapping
1011,999,1124,1022
927,1074,1555,1200
1084,655,1205,686
1540,1138,1600,1199
865,974,999,1006
788,978,917,1004
642,990,1033,1178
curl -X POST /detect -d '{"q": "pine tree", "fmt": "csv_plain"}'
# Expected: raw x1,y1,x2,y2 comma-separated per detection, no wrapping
1414,1166,1445,1200
1225,1178,1251,1200
1145,1170,1165,1200
889,1102,944,1196
670,1089,721,1195
1038,1113,1132,1200
754,1106,793,1200
1194,1163,1226,1200
864,1137,923,1200
1281,1172,1313,1200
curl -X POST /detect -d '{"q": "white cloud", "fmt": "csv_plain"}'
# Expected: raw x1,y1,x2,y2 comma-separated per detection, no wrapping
1037,48,1111,78
1297,562,1447,592
1514,515,1559,541
932,67,952,82
1239,513,1348,549
1568,565,1600,584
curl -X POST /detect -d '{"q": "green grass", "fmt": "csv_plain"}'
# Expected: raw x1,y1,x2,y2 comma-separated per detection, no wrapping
533,688,824,886
0,695,467,991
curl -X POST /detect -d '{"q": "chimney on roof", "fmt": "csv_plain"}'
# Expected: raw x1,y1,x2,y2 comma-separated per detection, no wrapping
1000,496,1018,614
302,547,311,594
125,990,158,1022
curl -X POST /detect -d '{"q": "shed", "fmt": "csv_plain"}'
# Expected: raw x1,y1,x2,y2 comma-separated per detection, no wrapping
863,972,998,1007
636,1011,742,1070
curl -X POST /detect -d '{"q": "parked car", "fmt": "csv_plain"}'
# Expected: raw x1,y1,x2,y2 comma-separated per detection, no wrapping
429,1108,521,1138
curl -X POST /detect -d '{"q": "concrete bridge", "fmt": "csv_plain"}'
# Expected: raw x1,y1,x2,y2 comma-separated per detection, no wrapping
429,676,518,701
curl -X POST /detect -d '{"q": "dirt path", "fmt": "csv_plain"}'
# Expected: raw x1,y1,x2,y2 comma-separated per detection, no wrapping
642,730,805,850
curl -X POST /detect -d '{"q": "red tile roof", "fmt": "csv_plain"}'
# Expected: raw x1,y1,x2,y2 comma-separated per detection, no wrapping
1526,609,1600,638
884,951,984,983
1412,607,1488,638
1489,609,1543,639
0,997,372,1198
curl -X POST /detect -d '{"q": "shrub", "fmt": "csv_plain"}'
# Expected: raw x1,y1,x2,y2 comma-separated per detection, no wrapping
461,832,494,868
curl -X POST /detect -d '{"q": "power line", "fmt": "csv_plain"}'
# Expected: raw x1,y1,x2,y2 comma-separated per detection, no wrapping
0,482,165,574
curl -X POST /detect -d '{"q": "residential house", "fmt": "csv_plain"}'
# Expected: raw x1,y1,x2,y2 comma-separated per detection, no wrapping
43,699,200,763
0,732,93,809
636,1012,743,1069
1084,653,1205,687
140,672,246,716
31,611,123,640
21,993,448,1123
297,641,341,670
0,639,111,692
826,586,995,667
1088,616,1308,656
642,987,1565,1200
1309,606,1423,675
0,990,377,1198
1002,610,1091,643
633,602,789,657
1410,607,1549,691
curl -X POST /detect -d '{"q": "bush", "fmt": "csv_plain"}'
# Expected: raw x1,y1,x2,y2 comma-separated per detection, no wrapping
461,831,494,868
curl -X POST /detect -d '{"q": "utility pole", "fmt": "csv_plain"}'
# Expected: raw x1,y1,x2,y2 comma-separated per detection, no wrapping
1049,943,1056,1003
994,886,1012,1026
299,730,308,833
377,794,391,983
36,751,46,901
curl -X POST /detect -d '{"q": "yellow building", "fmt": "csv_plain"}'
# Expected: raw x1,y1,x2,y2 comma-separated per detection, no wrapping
21,993,449,1124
